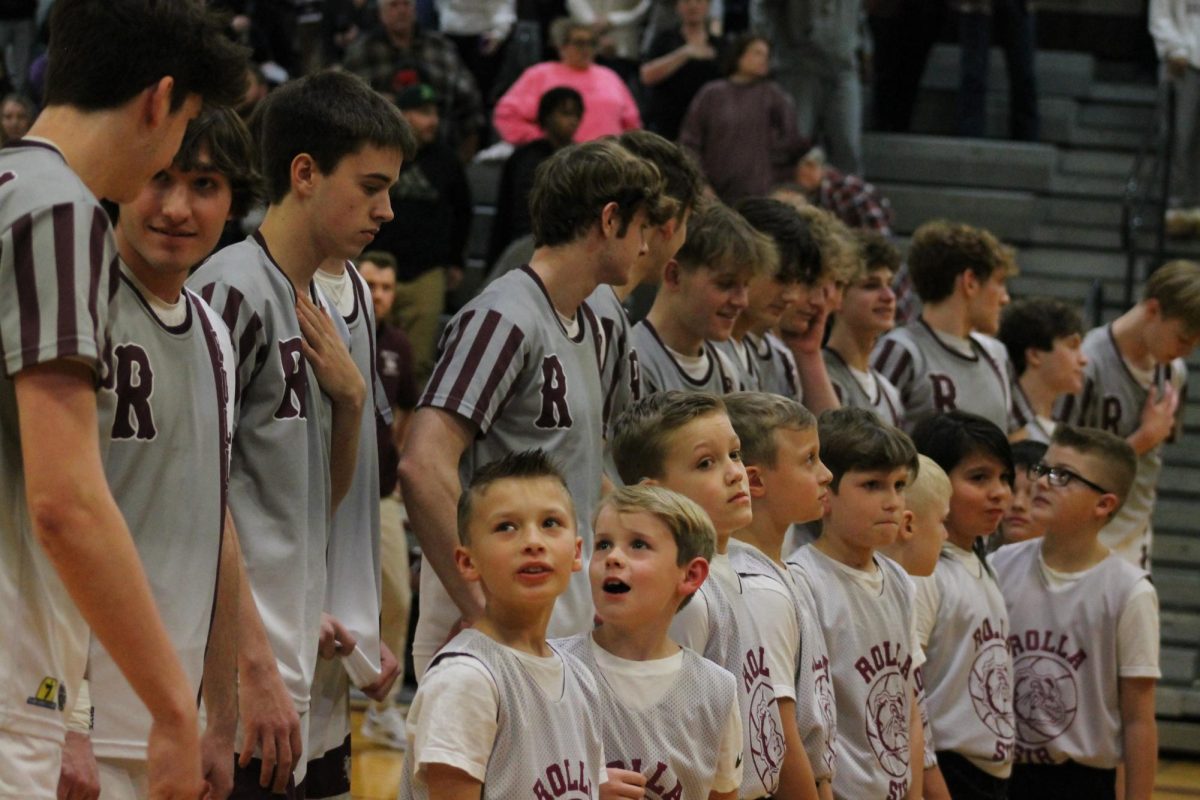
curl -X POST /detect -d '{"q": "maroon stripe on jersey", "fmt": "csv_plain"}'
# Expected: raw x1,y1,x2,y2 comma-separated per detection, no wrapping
52,204,77,351
469,325,524,429
11,212,39,366
86,208,107,342
873,339,895,374
446,310,503,417
236,316,262,372
421,309,475,406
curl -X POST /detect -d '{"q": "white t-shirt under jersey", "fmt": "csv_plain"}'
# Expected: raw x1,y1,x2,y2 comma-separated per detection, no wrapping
741,573,800,703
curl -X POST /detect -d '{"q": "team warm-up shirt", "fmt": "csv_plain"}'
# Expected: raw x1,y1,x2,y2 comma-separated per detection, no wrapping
669,553,785,799
913,544,1014,777
760,332,802,401
309,263,387,759
991,539,1161,768
1010,378,1055,444
1055,324,1188,567
790,547,922,800
187,232,336,718
731,542,838,783
402,629,605,799
823,346,904,428
88,265,235,760
713,337,761,392
0,139,118,742
416,266,605,656
555,634,742,799
872,319,1013,433
631,319,736,396
587,284,639,437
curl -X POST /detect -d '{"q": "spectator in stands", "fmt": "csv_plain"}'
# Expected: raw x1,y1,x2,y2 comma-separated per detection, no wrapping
1151,0,1200,235
755,0,865,174
794,145,894,235
567,0,654,84
435,0,516,103
998,296,1087,444
371,84,473,385
0,0,34,94
639,0,723,141
488,86,584,267
343,0,486,159
678,33,801,202
493,18,641,144
0,91,32,144
958,0,1039,141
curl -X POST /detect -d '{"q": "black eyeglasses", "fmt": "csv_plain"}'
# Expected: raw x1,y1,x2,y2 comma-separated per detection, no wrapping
1027,462,1111,495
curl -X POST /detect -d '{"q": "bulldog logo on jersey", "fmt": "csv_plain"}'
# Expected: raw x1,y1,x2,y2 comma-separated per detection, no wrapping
812,654,836,737
748,682,785,787
865,671,910,778
1013,654,1078,744
969,641,1015,739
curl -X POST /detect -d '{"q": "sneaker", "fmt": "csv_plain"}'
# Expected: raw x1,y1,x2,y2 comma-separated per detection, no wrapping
361,704,408,750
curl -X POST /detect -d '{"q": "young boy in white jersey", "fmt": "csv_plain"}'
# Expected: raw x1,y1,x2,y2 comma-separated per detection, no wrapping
401,450,605,799
1054,260,1200,568
0,2,245,797
612,391,786,799
632,202,776,396
556,485,744,800
879,455,952,578
872,220,1017,433
788,407,925,800
824,231,905,428
991,426,1158,800
188,71,411,795
910,411,1017,799
998,297,1087,445
991,441,1049,551
723,392,836,800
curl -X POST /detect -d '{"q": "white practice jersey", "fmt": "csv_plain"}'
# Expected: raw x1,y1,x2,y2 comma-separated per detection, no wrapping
187,232,337,715
417,266,605,649
0,140,118,742
992,539,1157,768
915,545,1014,777
1055,324,1188,567
556,634,738,800
631,319,735,396
713,337,761,392
872,320,1013,434
88,266,235,760
823,347,904,428
401,629,604,800
790,547,919,800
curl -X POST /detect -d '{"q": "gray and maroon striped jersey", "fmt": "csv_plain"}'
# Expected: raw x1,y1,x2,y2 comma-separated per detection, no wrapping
89,264,235,761
0,140,118,743
587,284,639,439
631,319,736,396
872,319,1014,433
186,232,336,718
823,346,904,428
756,332,802,401
713,337,761,392
416,266,605,646
1054,324,1188,567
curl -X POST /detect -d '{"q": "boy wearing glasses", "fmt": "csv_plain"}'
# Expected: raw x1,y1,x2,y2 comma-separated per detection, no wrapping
992,425,1159,800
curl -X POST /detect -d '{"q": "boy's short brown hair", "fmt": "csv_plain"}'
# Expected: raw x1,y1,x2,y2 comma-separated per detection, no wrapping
907,220,1017,304
618,130,703,219
1050,426,1137,512
674,201,777,278
173,106,263,219
358,250,397,271
735,197,823,284
456,449,573,543
530,138,675,248
595,485,716,565
818,407,919,491
1145,259,1200,334
723,391,816,468
856,229,902,273
612,391,726,484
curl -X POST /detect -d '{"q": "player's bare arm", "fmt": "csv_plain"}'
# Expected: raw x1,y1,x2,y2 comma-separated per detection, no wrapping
1120,677,1157,800
424,762,483,800
906,685,924,800
296,291,366,508
399,407,486,624
773,698,820,800
57,727,100,800
600,767,646,800
16,361,204,800
200,513,242,800
230,512,302,793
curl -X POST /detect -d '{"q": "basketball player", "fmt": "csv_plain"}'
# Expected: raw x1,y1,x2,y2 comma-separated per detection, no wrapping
992,426,1158,800
556,485,743,800
631,203,775,397
872,220,1017,433
788,407,925,800
998,297,1087,444
187,71,411,794
911,412,1017,799
824,231,905,427
612,391,786,800
401,451,605,799
400,139,668,678
0,2,244,797
1054,260,1200,568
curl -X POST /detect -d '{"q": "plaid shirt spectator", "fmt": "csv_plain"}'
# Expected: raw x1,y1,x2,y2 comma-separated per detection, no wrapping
342,27,485,151
810,166,895,235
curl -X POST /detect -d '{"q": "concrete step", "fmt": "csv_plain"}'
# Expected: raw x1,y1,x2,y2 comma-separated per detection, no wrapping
1048,171,1127,199
1156,498,1200,534
1157,567,1200,610
875,182,1041,240
1161,610,1200,646
1058,148,1136,177
1066,122,1144,150
1157,686,1200,718
1077,99,1156,131
1158,463,1200,495
1030,222,1123,250
1044,196,1124,228
1088,81,1159,106
862,133,1056,192
918,45,1095,98
1009,274,1122,305
1163,647,1199,684
909,90,1078,145
1015,246,1129,279
1160,720,1200,755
